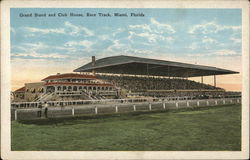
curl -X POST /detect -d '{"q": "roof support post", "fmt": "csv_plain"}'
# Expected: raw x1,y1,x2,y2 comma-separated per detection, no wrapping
214,75,216,87
201,76,203,84
147,64,149,77
168,66,170,79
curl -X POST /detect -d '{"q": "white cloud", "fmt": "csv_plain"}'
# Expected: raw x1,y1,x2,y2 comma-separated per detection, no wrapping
186,49,239,57
25,27,65,34
23,22,94,37
106,40,125,52
213,49,238,56
12,52,68,59
202,36,218,44
129,31,174,43
112,28,126,37
131,49,154,55
64,40,95,52
64,40,94,48
230,37,241,44
129,18,175,34
150,18,176,34
129,24,152,32
64,21,94,36
189,21,241,34
127,18,175,44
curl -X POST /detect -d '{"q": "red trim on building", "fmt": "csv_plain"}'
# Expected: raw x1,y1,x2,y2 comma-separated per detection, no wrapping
42,73,96,81
44,82,113,86
14,86,25,92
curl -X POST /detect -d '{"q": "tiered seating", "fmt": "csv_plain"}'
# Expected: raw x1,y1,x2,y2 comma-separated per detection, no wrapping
96,74,229,99
97,75,222,91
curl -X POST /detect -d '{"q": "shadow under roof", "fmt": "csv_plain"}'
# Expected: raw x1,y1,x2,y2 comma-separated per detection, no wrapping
74,55,239,77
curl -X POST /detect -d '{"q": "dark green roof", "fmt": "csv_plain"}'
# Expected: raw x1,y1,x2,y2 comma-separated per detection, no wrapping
74,55,239,77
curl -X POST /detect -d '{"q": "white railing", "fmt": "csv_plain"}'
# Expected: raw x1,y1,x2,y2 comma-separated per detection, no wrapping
12,97,241,120
11,97,241,109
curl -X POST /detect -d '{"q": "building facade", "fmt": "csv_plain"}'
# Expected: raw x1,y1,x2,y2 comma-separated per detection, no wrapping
13,73,118,102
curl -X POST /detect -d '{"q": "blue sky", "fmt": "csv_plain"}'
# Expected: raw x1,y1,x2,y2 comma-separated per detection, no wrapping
10,8,242,91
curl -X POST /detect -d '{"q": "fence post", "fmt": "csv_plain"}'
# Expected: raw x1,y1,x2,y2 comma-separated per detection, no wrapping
187,101,189,107
176,102,178,108
223,99,226,104
215,100,218,105
197,101,200,107
14,109,17,120
115,105,118,113
133,104,136,111
163,103,166,109
149,103,152,111
95,106,98,114
237,99,240,103
206,101,209,106
230,99,233,103
72,107,74,116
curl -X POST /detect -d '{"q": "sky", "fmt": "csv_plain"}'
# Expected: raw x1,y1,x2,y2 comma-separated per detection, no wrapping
11,8,242,91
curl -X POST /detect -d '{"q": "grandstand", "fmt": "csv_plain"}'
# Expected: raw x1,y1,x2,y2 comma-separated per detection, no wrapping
74,55,240,99
11,55,241,120
12,55,240,103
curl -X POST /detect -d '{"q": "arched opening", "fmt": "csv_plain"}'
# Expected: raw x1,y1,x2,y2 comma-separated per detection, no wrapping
68,86,72,91
93,87,96,90
57,86,61,91
63,86,67,91
79,86,82,90
73,86,77,91
46,86,55,93
40,88,44,93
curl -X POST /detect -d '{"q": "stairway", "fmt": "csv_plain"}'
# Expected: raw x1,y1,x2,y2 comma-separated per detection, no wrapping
35,92,54,102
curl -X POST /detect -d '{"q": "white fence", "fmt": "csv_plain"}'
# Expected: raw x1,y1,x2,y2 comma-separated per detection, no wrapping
11,95,241,109
11,98,241,120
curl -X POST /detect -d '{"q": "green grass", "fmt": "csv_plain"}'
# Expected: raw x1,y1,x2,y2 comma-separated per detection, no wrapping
11,104,241,151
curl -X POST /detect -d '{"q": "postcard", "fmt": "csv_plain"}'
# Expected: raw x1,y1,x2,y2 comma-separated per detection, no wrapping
1,0,249,159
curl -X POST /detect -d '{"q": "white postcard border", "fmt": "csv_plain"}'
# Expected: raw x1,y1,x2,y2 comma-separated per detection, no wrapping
1,0,249,159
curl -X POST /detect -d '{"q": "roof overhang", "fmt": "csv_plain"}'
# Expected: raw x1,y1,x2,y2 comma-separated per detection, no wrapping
74,55,239,77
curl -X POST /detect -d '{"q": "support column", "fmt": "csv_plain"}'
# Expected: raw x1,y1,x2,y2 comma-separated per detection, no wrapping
133,104,136,111
115,105,118,113
201,76,203,84
176,102,178,108
95,106,98,114
214,75,216,87
72,107,74,116
15,109,18,120
147,64,149,76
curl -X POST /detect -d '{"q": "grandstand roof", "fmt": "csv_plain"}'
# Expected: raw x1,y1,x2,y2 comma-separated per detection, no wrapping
74,55,239,77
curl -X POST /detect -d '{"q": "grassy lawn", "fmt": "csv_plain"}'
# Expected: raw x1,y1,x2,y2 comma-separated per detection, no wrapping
11,104,241,151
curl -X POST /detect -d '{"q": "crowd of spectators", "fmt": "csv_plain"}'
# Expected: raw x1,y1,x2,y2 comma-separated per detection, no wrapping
97,74,222,91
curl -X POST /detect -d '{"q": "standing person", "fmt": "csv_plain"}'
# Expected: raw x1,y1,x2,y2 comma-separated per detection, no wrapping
44,102,49,118
37,102,42,117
